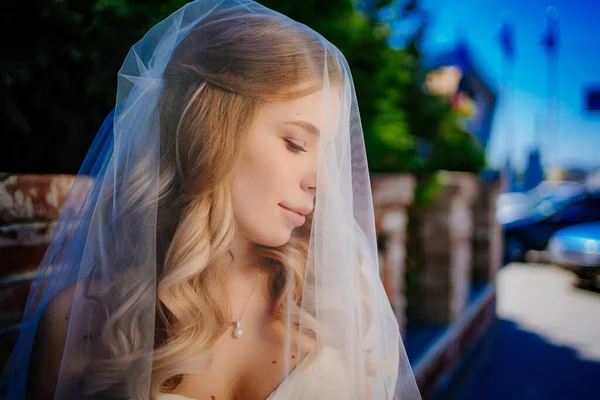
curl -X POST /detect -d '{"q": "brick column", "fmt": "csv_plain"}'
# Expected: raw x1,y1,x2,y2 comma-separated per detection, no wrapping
371,174,416,335
472,177,503,283
418,172,479,325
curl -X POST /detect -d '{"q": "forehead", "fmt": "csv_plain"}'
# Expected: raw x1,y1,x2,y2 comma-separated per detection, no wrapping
261,88,342,140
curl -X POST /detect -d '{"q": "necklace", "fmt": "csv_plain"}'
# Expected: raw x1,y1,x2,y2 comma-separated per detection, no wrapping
232,266,263,339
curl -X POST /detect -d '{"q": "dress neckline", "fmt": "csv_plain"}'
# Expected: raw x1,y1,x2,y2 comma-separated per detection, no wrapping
159,348,316,400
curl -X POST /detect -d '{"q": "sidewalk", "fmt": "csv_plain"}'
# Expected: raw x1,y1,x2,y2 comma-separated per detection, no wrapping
438,263,600,399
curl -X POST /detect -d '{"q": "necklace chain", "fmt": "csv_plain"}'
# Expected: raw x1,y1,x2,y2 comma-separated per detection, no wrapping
232,266,263,338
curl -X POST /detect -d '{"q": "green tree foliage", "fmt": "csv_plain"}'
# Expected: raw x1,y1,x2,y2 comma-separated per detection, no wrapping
1,1,189,173
1,0,485,175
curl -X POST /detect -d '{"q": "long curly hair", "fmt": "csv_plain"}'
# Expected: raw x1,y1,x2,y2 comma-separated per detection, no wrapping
80,8,343,399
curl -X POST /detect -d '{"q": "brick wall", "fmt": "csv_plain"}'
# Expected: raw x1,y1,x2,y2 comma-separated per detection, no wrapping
0,172,500,398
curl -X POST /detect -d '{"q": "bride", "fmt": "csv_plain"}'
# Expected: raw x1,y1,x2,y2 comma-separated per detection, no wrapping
3,1,420,399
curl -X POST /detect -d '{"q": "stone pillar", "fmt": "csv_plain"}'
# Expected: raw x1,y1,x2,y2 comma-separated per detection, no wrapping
371,174,416,334
472,176,503,283
418,172,479,325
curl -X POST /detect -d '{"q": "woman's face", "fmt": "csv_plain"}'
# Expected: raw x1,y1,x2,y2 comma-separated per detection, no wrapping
231,88,340,247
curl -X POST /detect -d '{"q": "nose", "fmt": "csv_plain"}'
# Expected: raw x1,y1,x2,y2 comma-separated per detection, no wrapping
301,178,316,195
301,152,320,195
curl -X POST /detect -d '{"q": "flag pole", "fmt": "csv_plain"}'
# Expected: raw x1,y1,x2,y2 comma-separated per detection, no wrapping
499,12,516,191
543,6,560,177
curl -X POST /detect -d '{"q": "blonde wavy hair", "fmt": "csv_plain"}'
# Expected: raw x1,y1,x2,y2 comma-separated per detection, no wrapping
79,8,343,399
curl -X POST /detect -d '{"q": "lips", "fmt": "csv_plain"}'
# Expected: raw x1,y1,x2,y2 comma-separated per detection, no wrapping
279,204,311,226
279,204,313,216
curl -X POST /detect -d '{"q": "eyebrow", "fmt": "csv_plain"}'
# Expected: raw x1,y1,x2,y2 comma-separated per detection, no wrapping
285,120,320,136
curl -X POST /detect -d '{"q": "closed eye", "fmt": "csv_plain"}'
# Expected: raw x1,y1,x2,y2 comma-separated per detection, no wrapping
284,138,307,153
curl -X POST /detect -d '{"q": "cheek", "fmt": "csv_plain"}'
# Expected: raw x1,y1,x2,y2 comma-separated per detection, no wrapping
231,142,294,243
234,146,288,200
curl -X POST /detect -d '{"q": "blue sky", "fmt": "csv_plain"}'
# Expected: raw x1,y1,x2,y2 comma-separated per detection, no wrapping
387,0,600,171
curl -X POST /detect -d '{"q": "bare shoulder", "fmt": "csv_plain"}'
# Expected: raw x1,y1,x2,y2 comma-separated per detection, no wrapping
38,277,105,336
26,281,83,399
36,281,82,343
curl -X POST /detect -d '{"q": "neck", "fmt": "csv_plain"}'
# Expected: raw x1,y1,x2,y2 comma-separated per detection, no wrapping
227,235,258,274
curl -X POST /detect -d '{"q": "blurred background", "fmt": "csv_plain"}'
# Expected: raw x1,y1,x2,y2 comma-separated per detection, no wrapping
1,0,600,399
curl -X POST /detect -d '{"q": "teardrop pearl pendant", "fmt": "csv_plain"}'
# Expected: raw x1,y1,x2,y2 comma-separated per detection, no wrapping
233,320,244,338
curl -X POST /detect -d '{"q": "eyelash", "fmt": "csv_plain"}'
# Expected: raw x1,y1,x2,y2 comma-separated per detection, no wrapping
284,138,307,153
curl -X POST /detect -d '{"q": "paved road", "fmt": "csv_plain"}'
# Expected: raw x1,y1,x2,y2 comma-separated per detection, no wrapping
440,263,600,400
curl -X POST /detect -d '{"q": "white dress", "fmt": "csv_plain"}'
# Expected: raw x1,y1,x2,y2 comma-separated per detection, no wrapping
157,348,351,400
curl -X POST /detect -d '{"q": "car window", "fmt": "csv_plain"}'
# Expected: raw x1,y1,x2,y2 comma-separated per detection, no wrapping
561,203,585,222
556,198,599,222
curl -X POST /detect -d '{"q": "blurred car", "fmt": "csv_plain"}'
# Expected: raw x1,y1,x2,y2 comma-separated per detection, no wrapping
527,180,586,205
502,189,600,263
548,222,600,280
586,170,600,192
496,181,585,226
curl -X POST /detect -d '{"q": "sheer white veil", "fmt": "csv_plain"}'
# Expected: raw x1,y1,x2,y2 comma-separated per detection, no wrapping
2,1,420,399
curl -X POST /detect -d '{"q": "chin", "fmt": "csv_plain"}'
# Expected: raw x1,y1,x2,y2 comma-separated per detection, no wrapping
253,229,293,248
